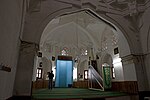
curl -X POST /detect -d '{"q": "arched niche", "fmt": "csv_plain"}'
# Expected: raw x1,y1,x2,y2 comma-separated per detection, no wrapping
101,53,113,68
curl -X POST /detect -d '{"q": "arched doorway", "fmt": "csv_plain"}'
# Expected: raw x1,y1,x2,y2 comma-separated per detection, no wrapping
31,8,137,93
15,7,139,96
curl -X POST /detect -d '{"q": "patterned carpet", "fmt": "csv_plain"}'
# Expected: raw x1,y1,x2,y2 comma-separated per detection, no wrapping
32,88,127,100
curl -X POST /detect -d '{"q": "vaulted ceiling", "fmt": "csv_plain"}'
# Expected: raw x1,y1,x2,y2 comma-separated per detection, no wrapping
40,10,117,57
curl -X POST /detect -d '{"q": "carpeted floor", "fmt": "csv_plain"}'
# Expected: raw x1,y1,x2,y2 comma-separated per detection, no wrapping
32,88,127,100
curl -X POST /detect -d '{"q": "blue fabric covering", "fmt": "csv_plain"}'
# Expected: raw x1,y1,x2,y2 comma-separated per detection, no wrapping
55,60,73,87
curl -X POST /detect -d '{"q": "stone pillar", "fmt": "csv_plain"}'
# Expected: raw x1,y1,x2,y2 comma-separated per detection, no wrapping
121,55,137,81
121,54,148,92
144,53,150,90
13,41,38,96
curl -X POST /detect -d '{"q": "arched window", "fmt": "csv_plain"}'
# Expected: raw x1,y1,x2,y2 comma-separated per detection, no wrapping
102,42,107,51
36,68,42,79
61,47,69,56
81,49,88,56
112,34,118,46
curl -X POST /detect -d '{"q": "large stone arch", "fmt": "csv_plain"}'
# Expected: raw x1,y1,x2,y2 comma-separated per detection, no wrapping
22,1,140,54
37,9,137,53
15,0,148,96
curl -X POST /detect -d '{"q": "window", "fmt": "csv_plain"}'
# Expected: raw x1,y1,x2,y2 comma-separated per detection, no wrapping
61,47,69,56
36,68,42,79
73,67,77,81
84,70,88,80
111,67,115,79
102,42,107,51
81,49,88,56
85,50,88,55
61,50,67,55
112,34,118,46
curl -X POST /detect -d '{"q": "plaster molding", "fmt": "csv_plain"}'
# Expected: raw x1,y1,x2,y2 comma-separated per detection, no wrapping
121,54,144,65
55,0,82,8
51,0,148,17
20,41,38,55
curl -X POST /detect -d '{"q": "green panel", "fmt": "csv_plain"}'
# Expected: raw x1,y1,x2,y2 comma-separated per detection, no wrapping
103,66,111,89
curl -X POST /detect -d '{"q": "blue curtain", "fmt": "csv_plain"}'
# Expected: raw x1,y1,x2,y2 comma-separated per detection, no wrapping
55,60,73,87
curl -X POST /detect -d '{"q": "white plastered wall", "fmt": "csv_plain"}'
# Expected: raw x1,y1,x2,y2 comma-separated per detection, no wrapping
99,27,137,82
0,0,23,99
117,29,137,81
